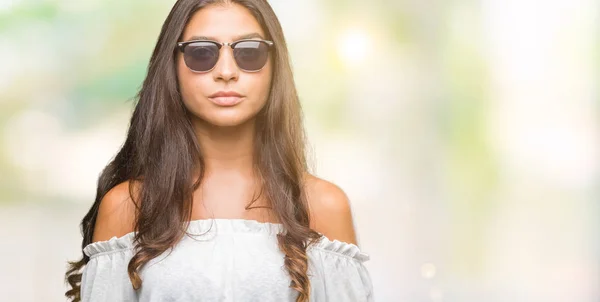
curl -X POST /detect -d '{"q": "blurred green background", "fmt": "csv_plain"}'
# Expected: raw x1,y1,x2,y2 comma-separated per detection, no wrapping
0,0,598,301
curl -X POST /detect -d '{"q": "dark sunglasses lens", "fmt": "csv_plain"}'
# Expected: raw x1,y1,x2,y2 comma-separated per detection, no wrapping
233,41,269,71
183,42,219,72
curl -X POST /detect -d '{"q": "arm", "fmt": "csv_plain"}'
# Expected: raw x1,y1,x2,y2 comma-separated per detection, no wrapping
304,175,374,301
81,181,139,302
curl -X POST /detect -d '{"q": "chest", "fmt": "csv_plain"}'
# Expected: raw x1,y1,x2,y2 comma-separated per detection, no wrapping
137,232,294,301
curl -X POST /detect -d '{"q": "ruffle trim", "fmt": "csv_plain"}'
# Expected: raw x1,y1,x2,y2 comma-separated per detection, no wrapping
186,218,285,235
83,219,369,262
83,232,135,257
311,236,370,262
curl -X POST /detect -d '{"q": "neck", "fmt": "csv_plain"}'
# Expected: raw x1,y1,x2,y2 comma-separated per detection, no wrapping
192,118,257,175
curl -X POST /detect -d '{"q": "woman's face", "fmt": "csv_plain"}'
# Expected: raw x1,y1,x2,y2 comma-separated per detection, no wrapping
177,3,273,128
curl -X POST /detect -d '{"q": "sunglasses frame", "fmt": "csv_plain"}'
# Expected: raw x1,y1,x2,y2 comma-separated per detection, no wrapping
176,38,274,73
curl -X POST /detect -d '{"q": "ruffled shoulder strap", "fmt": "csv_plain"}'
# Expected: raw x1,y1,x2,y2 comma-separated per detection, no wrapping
310,235,370,262
83,232,136,258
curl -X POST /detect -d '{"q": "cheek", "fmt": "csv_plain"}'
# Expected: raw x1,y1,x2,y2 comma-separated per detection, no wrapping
177,60,208,104
255,63,273,103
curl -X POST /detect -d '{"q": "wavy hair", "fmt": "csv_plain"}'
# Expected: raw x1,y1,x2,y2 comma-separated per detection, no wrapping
65,0,321,301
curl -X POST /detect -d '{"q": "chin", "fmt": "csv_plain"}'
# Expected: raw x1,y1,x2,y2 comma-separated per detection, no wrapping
199,113,255,128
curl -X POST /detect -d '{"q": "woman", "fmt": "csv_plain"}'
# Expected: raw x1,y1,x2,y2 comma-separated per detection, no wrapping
65,0,373,301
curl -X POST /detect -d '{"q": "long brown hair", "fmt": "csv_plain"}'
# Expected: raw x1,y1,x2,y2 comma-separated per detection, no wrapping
65,0,321,301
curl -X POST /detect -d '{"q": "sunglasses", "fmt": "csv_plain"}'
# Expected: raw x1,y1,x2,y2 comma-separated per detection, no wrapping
176,39,274,73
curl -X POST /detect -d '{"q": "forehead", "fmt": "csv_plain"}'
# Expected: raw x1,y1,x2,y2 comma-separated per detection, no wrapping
182,3,266,42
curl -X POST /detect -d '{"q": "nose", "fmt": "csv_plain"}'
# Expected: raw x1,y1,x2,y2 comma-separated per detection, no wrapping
212,46,239,82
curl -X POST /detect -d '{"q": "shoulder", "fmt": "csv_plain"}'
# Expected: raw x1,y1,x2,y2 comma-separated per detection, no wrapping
91,180,139,243
303,173,357,245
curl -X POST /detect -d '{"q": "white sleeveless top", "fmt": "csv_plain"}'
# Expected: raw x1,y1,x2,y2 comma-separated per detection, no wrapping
81,219,374,301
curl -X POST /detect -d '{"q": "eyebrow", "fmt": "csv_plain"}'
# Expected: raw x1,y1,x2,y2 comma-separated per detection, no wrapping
186,32,265,42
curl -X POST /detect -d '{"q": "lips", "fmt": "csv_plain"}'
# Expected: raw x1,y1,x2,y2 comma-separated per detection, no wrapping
209,96,244,106
208,91,244,107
